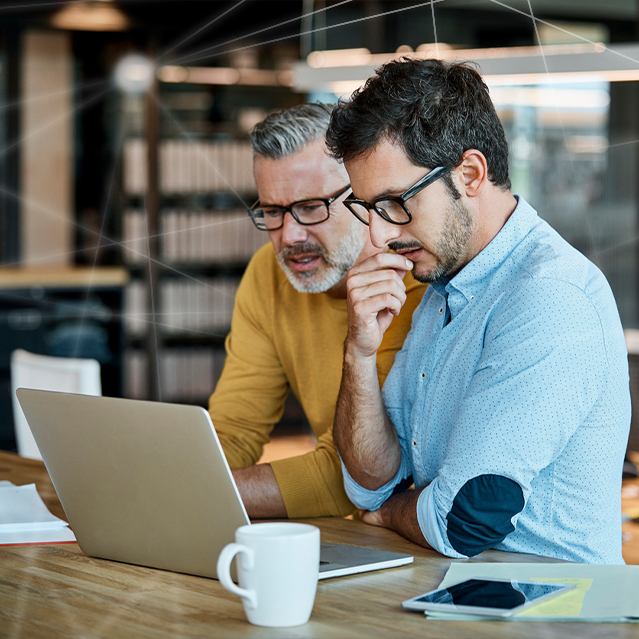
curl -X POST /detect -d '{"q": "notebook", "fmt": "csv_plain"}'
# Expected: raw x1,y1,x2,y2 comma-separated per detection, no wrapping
16,389,413,580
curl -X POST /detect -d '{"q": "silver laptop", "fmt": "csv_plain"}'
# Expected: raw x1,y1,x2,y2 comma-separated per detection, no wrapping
16,389,413,580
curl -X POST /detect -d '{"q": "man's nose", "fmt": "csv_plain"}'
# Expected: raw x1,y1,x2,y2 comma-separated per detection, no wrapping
280,211,310,245
368,209,401,248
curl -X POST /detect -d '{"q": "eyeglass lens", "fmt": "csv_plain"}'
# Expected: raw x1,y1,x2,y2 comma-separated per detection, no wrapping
253,200,329,230
348,199,409,225
375,199,410,223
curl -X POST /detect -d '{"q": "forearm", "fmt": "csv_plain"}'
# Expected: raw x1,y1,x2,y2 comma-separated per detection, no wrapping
335,253,412,491
232,464,287,519
366,488,432,548
334,346,402,490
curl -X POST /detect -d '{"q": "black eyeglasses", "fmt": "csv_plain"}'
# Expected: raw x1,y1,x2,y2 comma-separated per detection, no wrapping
343,166,452,226
248,184,351,231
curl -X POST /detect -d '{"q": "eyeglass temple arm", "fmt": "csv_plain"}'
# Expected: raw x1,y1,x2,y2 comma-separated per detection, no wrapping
402,166,449,201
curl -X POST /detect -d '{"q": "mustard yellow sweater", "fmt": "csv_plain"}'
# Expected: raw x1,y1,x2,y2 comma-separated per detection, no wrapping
209,243,426,518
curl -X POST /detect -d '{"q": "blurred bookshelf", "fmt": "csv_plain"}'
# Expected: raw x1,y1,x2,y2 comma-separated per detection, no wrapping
121,135,266,406
119,79,292,412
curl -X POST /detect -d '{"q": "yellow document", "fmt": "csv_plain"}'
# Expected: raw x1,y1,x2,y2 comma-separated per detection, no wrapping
423,563,639,622
517,578,593,617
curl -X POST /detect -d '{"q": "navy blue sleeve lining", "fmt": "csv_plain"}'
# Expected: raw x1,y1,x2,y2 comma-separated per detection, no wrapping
391,474,414,496
446,474,524,557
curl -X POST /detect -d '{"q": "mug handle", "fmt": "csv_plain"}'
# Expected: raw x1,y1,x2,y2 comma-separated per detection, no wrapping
217,543,257,609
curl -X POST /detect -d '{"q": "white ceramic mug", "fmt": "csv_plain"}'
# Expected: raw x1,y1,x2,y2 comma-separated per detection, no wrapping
217,522,320,627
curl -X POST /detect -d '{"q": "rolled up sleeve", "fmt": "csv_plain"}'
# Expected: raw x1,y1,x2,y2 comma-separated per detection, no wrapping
417,481,467,558
341,451,412,511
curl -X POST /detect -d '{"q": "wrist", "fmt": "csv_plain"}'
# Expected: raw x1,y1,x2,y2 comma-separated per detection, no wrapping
344,338,378,367
376,499,390,528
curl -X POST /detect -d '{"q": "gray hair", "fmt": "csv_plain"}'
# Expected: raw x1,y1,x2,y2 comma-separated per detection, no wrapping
249,103,333,159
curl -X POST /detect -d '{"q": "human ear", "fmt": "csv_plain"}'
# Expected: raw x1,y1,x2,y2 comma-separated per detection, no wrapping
459,149,488,198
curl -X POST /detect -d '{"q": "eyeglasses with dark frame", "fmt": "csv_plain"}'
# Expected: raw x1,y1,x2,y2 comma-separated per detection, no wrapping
248,184,351,231
343,166,452,226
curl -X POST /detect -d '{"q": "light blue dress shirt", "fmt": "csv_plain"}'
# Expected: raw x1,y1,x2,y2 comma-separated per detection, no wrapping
342,196,630,564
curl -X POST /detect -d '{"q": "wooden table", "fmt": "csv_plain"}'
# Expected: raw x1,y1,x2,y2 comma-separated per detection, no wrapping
0,451,634,639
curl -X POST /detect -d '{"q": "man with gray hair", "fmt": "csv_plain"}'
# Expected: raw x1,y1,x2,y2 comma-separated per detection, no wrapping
209,103,425,519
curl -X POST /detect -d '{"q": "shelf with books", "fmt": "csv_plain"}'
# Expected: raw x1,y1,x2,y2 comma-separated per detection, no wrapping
126,192,254,211
127,334,228,349
124,277,239,341
123,137,256,197
122,208,266,267
120,129,270,405
117,74,298,413
125,345,227,407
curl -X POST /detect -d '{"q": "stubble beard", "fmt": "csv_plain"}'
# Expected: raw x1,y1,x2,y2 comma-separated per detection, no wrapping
390,199,475,284
276,225,366,294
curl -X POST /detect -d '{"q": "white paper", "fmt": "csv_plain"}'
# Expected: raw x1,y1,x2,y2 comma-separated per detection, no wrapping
0,527,76,545
0,483,76,545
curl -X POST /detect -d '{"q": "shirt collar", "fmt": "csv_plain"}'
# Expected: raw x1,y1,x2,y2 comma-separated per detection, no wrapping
444,195,539,303
430,276,451,299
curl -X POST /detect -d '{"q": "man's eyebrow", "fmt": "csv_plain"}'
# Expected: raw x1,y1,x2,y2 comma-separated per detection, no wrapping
258,192,332,207
257,201,283,208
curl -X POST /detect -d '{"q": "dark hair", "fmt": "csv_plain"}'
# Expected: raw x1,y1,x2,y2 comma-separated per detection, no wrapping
249,102,333,159
326,57,511,191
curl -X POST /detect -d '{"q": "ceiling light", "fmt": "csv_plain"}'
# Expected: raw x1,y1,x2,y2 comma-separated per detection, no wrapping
307,48,371,68
114,55,154,94
295,42,639,94
157,65,292,87
51,2,130,32
489,86,610,110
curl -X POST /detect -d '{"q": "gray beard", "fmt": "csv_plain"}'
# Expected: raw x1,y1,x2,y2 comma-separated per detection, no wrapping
276,227,366,294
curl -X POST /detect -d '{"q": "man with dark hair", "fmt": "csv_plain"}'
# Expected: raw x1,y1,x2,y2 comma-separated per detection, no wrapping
209,103,425,519
327,58,630,563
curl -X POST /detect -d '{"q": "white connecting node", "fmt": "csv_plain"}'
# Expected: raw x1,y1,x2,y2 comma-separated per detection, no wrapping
114,54,155,94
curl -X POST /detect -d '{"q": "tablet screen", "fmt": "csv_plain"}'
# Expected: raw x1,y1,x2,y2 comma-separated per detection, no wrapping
414,578,567,610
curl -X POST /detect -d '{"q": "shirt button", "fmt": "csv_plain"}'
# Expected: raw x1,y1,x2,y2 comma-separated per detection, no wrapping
420,372,427,379
439,307,444,314
412,439,418,447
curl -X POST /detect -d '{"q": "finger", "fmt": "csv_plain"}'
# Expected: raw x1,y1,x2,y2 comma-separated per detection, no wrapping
349,276,408,310
376,308,396,333
351,294,406,321
349,278,408,305
351,291,405,322
349,252,413,277
360,509,383,527
347,267,407,295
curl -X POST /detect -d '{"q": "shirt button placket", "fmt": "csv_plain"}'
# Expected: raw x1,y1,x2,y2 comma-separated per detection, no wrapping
411,436,420,466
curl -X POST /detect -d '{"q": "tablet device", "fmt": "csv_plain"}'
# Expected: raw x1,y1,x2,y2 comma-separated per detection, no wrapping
402,577,574,618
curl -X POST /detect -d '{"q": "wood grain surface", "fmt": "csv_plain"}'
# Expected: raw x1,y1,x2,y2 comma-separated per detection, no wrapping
0,451,634,639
